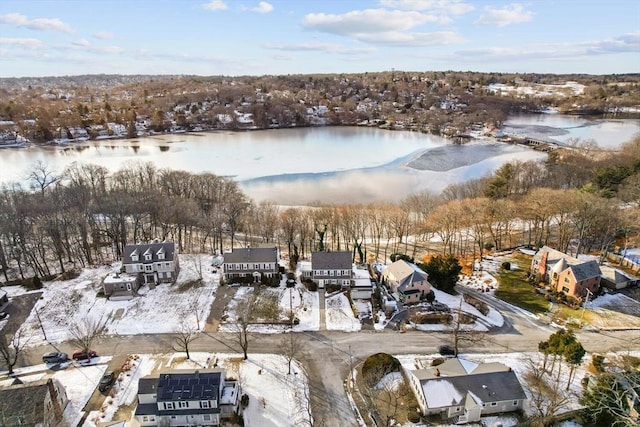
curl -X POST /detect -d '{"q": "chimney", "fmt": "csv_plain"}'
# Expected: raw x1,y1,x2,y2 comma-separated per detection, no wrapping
46,378,64,423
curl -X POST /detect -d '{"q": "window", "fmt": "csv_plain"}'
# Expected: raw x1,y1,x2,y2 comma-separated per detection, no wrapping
131,255,139,262
158,252,165,260
145,254,152,261
564,277,570,283
513,400,518,406
165,402,174,410
178,401,188,408
491,402,497,407
203,415,212,421
171,416,177,420
142,416,149,422
145,265,153,272
562,286,570,293
200,401,211,408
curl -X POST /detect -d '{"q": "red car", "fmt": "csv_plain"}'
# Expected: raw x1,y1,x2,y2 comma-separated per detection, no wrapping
72,349,97,361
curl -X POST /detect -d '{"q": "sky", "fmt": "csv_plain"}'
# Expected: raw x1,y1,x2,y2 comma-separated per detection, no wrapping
0,0,638,78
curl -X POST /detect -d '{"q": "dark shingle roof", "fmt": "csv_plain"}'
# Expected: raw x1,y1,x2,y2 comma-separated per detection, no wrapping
0,379,50,426
223,247,278,264
569,260,601,281
311,251,352,270
123,242,176,264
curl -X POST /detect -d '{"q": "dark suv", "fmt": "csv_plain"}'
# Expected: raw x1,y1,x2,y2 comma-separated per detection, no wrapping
42,352,68,364
99,371,115,392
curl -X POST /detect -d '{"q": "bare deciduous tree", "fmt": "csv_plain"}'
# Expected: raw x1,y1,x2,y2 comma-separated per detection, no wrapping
171,322,199,360
234,293,255,360
69,317,106,353
280,332,303,375
0,330,30,375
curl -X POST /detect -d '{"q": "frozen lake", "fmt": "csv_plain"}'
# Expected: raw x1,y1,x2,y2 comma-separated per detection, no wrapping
1,114,637,205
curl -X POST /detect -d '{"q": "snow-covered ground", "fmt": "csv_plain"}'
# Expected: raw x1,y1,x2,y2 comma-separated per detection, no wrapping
326,292,361,332
10,254,219,346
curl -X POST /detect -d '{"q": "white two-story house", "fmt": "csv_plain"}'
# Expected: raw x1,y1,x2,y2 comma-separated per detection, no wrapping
222,247,279,283
307,251,354,289
122,241,179,285
134,369,240,427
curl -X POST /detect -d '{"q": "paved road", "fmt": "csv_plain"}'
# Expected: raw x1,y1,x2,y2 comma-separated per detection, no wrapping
19,321,635,427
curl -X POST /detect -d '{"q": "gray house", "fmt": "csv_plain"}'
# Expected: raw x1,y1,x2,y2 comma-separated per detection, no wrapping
102,272,139,300
310,251,353,289
408,358,526,424
122,241,179,285
222,247,279,282
134,369,240,427
0,378,69,426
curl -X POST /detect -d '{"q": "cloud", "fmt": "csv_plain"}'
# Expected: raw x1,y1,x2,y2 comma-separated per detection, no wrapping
93,31,115,40
356,31,464,46
202,0,228,11
271,54,295,61
303,8,438,35
263,42,375,55
0,12,74,34
452,32,640,62
379,0,473,15
0,37,44,49
475,3,533,27
249,2,273,13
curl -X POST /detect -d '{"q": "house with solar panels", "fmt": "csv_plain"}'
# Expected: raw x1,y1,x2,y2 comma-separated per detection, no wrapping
134,369,241,426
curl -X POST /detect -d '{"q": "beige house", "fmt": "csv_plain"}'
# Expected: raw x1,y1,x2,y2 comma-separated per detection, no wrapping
382,260,431,304
408,358,526,424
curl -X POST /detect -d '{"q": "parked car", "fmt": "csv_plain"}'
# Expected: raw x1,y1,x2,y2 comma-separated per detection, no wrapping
42,352,68,364
438,345,455,356
99,371,115,392
286,278,296,287
72,349,97,361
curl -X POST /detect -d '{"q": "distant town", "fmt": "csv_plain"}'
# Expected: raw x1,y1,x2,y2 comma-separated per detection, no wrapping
1,71,639,147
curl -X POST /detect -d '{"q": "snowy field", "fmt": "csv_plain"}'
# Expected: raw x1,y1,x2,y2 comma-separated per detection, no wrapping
9,254,220,346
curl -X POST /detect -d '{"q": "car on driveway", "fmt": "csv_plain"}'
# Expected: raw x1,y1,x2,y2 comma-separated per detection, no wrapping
72,349,97,361
99,371,115,392
42,352,68,364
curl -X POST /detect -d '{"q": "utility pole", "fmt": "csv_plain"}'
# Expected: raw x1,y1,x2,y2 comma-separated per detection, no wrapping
579,288,593,327
35,306,47,341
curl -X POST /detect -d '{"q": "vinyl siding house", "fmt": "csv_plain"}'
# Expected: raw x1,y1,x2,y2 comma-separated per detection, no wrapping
408,358,526,424
123,241,179,285
309,251,354,289
0,378,68,426
134,369,240,427
102,272,139,300
531,246,601,300
599,265,639,290
381,260,431,304
222,247,279,283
